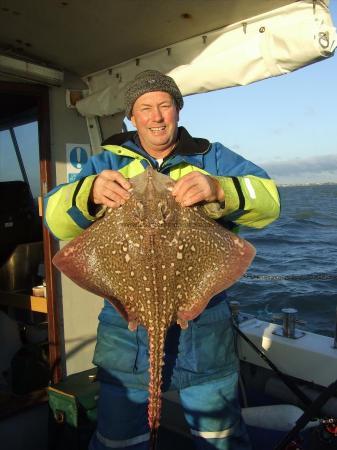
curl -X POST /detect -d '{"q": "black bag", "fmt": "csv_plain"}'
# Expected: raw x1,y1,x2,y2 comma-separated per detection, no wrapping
0,181,41,245
309,424,337,449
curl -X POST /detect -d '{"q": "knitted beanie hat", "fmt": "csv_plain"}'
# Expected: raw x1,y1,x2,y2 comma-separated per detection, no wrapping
124,70,184,119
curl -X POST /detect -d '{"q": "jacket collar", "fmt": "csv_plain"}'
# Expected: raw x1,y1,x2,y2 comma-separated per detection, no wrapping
102,127,210,156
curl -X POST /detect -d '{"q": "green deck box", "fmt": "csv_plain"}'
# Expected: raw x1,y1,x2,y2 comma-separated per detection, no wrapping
48,368,98,450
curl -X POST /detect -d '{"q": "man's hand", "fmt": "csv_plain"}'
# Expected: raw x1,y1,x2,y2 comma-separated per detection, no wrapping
90,170,131,208
171,172,225,207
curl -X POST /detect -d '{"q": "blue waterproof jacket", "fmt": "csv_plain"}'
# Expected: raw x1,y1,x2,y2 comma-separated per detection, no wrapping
44,127,280,389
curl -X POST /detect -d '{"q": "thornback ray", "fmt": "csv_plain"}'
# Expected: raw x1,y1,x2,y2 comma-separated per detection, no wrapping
52,167,255,448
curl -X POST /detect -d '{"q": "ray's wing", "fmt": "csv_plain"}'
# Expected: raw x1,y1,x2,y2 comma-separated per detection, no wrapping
166,205,255,322
52,200,148,321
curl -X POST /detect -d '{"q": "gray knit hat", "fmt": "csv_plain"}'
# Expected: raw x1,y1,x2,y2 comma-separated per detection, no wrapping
124,70,183,119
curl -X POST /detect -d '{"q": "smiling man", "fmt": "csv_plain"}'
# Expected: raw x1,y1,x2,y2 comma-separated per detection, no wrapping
131,91,178,158
44,70,280,450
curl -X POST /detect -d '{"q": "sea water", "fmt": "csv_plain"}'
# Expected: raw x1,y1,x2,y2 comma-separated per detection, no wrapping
228,184,337,337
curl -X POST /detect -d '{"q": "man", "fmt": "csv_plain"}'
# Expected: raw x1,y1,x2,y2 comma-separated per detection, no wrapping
44,70,280,450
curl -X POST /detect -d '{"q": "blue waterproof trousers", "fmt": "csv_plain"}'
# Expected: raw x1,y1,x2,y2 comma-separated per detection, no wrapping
89,372,251,450
89,297,251,449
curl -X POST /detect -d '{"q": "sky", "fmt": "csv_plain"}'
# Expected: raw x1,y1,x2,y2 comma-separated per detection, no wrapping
176,1,337,185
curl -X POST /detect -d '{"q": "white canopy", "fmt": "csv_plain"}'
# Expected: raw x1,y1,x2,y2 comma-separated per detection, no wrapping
76,1,336,117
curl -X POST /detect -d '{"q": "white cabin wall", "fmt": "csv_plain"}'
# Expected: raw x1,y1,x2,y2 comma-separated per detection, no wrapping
48,86,103,376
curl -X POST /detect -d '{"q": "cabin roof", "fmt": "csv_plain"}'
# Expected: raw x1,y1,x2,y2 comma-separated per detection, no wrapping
0,0,295,77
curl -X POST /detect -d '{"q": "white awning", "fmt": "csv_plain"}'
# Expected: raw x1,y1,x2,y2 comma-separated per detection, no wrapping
76,1,336,118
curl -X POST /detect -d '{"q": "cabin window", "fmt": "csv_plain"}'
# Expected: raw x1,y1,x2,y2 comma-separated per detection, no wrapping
0,87,51,421
0,129,25,182
0,122,40,195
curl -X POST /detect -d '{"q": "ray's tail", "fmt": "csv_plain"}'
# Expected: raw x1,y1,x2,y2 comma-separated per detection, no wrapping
148,326,166,450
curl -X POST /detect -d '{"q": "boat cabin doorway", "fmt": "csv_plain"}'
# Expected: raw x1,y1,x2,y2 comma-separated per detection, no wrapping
0,82,60,418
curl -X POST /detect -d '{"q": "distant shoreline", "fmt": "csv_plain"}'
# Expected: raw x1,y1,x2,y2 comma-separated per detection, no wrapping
277,182,337,187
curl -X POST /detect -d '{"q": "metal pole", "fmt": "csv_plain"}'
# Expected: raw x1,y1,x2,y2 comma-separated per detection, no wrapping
9,127,33,201
282,308,297,338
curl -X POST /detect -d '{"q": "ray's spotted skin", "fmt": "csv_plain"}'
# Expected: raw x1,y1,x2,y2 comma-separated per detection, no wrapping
53,167,255,446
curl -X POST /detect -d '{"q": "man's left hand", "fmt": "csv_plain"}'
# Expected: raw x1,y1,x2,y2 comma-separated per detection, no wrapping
171,172,225,207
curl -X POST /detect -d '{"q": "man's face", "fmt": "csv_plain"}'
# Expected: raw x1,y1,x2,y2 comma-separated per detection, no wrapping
130,91,179,158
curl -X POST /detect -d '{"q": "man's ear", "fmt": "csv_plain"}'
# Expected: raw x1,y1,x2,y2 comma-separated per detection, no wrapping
130,115,136,127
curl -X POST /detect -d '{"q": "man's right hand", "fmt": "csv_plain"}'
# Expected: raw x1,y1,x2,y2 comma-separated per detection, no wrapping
90,170,132,208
